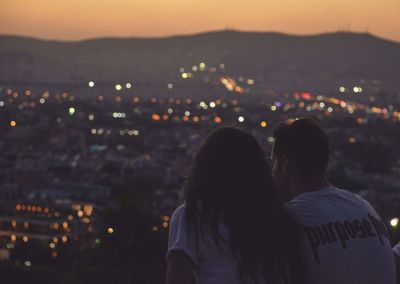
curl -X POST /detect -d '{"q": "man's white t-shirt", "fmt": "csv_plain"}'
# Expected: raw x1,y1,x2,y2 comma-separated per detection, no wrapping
286,185,397,284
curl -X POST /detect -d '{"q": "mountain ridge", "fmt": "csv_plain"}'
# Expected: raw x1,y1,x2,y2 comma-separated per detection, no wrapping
1,30,399,91
0,30,399,44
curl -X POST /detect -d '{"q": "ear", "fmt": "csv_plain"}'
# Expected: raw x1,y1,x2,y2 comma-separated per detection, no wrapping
282,157,298,200
285,158,299,178
281,156,289,175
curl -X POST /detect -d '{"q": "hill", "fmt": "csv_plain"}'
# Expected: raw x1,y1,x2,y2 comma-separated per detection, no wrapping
0,30,399,91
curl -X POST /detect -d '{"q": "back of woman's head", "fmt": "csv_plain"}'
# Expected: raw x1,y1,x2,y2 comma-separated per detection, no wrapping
184,127,306,284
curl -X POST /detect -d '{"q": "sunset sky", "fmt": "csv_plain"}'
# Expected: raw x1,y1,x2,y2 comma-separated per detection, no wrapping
1,0,399,42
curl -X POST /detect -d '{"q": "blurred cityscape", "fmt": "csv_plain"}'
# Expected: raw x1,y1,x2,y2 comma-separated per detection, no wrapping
0,32,400,283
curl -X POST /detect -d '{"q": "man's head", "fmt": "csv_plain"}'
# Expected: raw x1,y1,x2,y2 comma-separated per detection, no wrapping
271,118,330,190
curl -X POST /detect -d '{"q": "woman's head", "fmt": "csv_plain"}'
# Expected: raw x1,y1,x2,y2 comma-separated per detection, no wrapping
184,127,305,283
185,127,274,215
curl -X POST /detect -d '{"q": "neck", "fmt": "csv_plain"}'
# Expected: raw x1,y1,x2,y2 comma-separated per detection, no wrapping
289,175,329,198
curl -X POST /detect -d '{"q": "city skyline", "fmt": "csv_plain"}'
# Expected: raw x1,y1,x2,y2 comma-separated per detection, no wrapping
1,0,399,42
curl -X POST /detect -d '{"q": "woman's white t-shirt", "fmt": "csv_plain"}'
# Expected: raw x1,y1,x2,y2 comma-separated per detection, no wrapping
167,205,264,284
394,243,400,256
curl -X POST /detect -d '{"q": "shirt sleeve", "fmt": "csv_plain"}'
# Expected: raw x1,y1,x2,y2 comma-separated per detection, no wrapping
166,205,199,266
393,242,400,257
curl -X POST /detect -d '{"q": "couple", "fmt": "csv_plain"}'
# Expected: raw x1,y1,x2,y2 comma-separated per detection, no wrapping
166,118,398,284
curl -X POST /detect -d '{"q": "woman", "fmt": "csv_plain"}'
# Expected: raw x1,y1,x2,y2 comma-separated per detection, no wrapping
166,127,306,284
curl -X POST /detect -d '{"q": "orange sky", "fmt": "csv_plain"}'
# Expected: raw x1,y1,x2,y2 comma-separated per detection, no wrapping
1,0,399,41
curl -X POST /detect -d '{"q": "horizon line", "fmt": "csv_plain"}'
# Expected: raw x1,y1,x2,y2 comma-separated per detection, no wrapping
0,28,399,44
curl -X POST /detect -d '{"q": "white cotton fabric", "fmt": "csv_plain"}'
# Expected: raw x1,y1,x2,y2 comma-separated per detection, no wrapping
286,185,397,284
167,205,243,284
393,242,400,257
167,205,275,284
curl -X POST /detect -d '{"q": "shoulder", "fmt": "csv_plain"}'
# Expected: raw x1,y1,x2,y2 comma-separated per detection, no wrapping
285,186,361,223
334,187,380,215
285,195,320,224
285,189,325,213
394,242,400,257
287,185,367,207
334,186,363,201
170,204,186,224
287,186,381,221
167,204,199,265
169,204,189,236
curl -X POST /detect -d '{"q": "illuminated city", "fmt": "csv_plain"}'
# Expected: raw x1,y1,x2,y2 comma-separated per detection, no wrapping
1,0,400,281
1,53,400,281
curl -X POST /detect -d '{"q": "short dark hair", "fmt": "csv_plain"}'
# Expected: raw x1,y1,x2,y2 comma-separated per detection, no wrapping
272,118,330,176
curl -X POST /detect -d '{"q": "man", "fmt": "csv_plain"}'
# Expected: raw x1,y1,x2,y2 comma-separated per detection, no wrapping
271,118,397,284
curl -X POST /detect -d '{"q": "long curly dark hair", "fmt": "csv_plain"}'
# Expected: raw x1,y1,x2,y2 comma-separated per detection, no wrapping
184,127,306,284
